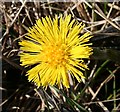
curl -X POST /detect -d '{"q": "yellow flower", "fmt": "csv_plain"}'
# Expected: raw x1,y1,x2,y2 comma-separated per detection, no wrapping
19,14,92,88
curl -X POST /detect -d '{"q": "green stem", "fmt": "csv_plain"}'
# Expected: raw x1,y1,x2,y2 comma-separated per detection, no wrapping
94,60,109,79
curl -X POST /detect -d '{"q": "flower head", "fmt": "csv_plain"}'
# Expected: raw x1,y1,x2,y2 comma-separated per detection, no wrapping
19,14,92,88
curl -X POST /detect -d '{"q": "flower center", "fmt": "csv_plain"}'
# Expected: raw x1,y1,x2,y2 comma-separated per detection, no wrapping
43,43,68,66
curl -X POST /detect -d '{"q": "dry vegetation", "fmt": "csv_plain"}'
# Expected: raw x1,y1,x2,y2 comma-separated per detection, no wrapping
1,1,120,112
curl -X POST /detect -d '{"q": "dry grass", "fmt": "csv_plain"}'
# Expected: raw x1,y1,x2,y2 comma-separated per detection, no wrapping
1,1,120,112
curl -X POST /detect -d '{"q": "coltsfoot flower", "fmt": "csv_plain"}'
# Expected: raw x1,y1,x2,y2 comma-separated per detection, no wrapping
19,14,92,88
